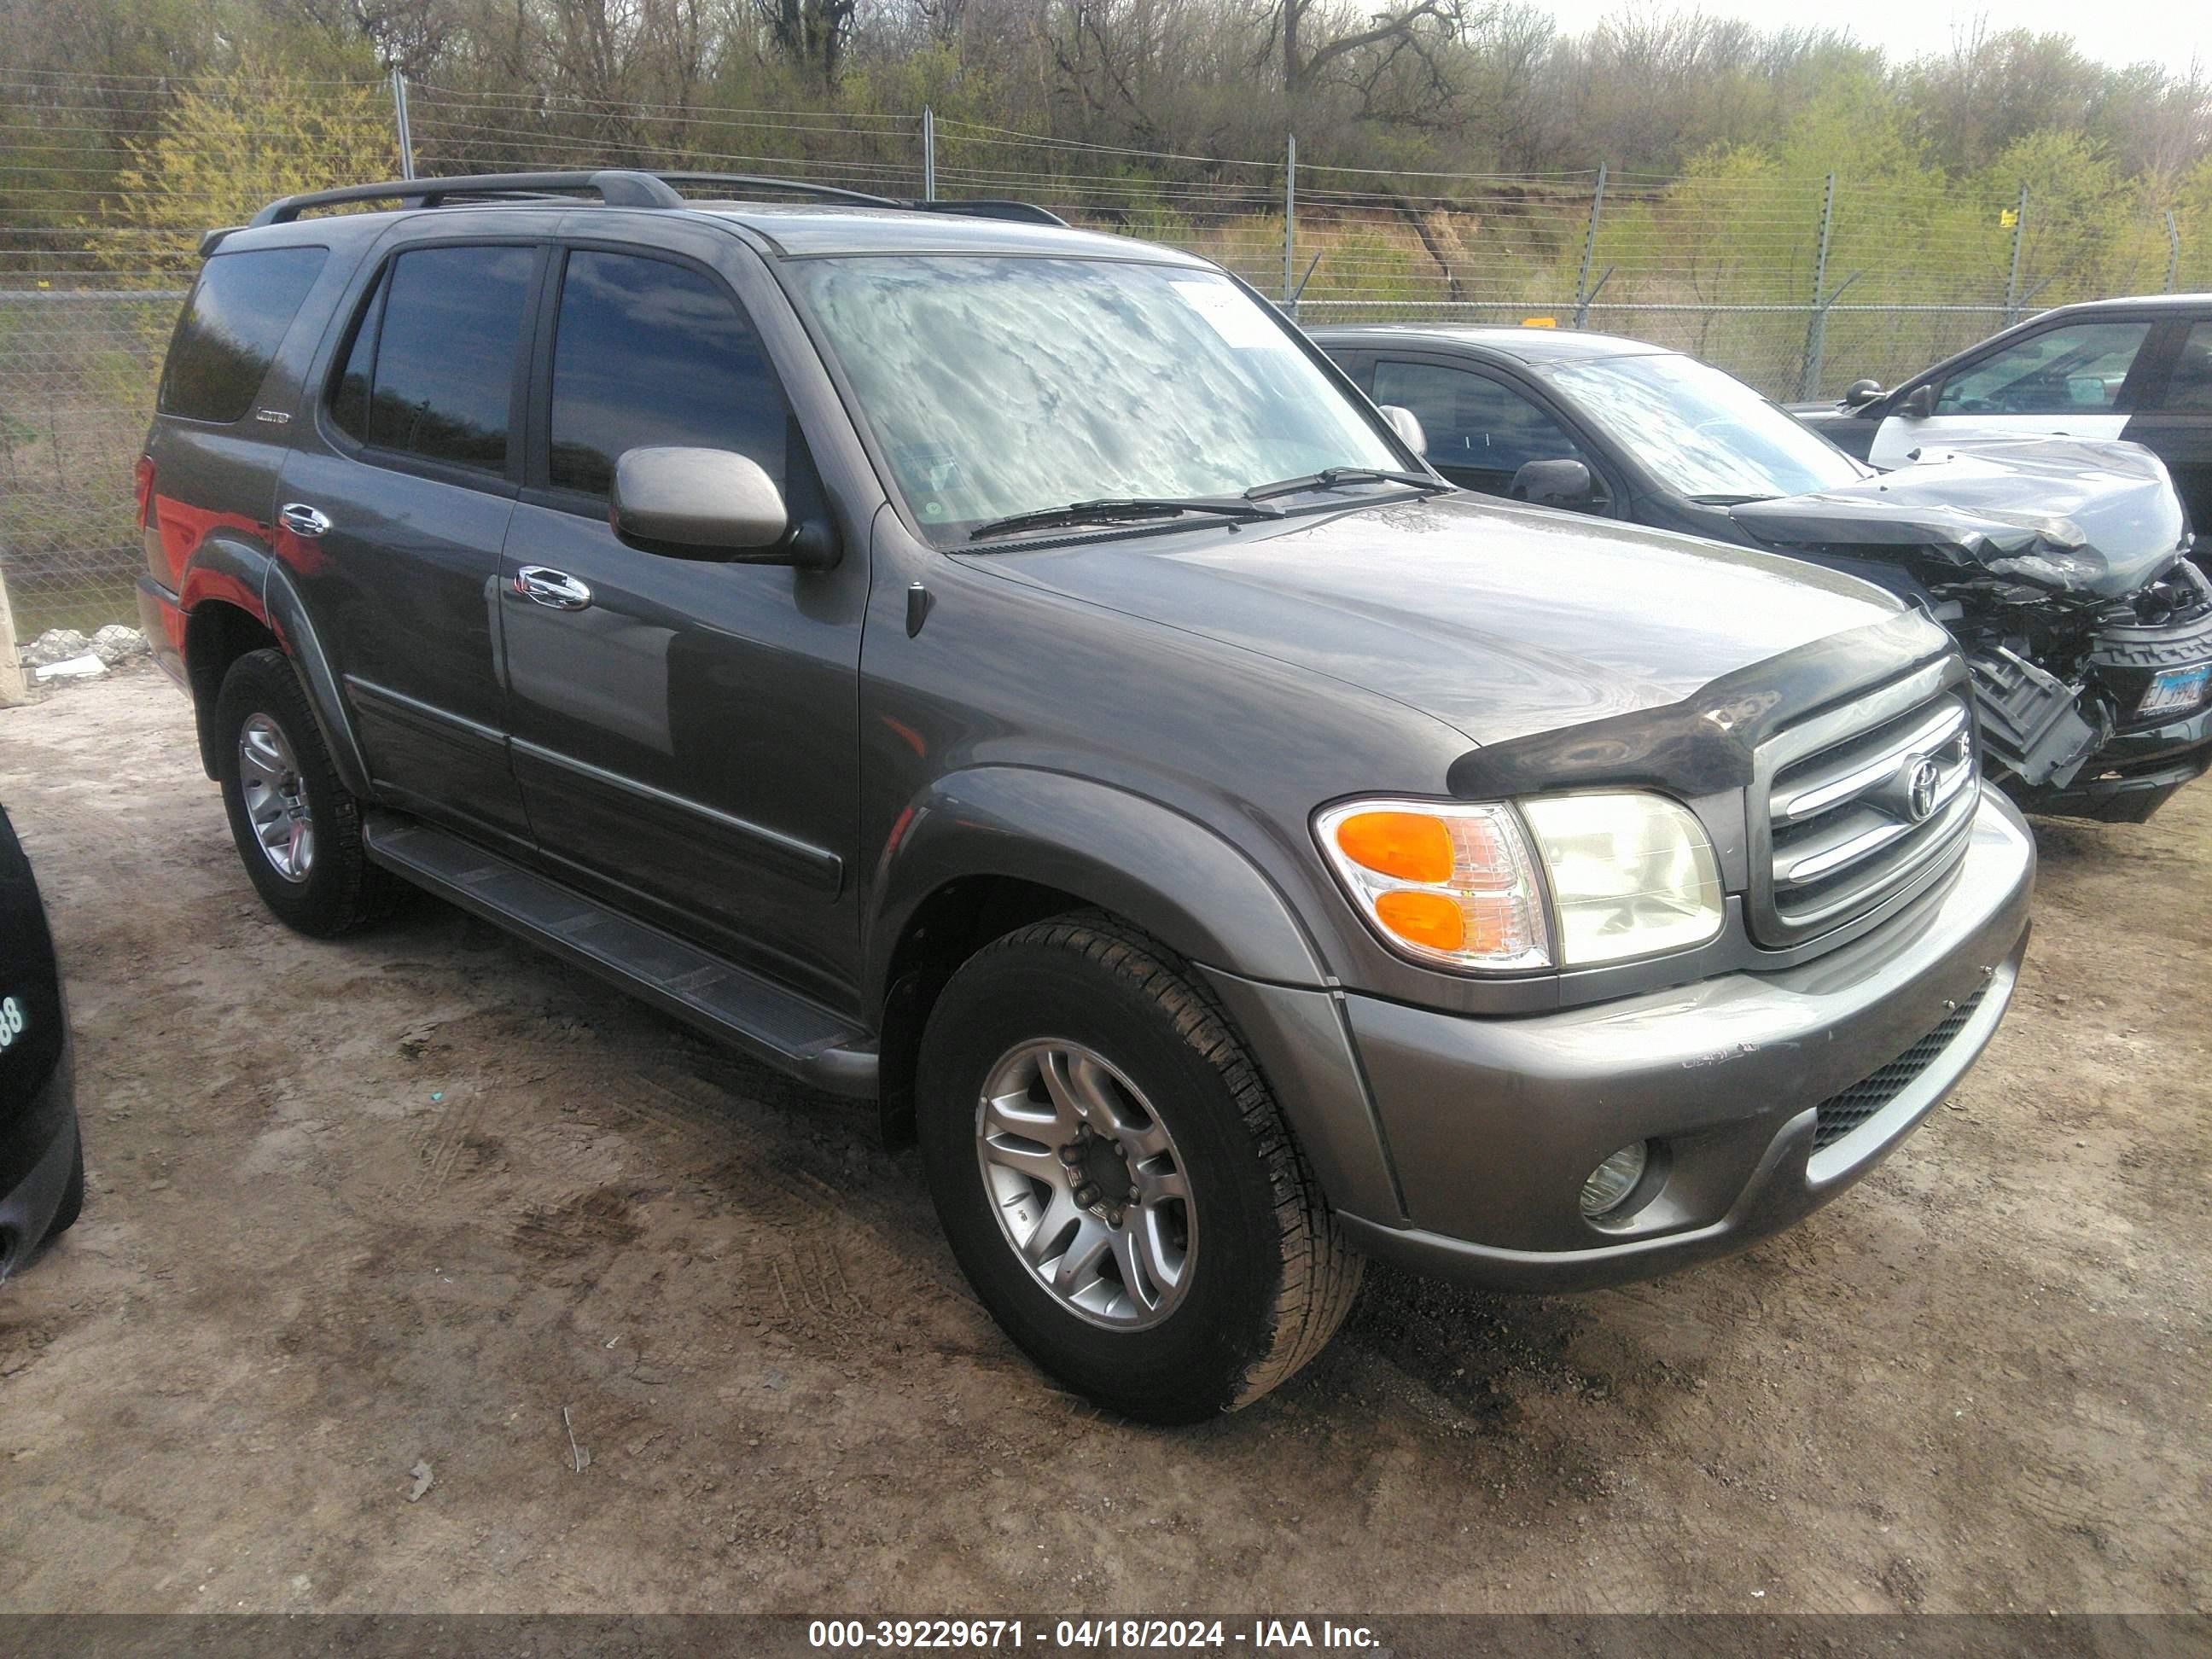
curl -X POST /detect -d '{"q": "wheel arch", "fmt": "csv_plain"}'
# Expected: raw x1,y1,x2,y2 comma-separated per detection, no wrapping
178,538,370,798
865,768,1335,1150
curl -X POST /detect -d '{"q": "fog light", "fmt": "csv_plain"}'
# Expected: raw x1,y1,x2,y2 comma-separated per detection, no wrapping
1580,1142,1650,1217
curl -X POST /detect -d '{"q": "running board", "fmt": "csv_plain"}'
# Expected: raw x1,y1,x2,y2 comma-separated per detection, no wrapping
362,813,877,1097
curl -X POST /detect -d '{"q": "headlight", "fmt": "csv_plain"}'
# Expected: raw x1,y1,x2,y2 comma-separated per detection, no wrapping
1316,791,1723,973
1519,793,1724,964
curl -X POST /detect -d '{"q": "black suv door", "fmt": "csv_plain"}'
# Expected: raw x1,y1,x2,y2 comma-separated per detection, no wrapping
2125,316,2212,532
497,236,865,1004
276,234,543,847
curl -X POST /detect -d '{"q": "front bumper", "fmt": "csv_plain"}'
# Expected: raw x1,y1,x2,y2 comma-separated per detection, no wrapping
2005,700,2212,823
0,1029,80,1281
1334,786,2035,1292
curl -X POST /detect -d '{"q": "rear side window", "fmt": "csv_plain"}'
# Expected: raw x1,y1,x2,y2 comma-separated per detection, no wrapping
331,244,535,474
2164,322,2212,413
159,247,329,423
546,250,785,498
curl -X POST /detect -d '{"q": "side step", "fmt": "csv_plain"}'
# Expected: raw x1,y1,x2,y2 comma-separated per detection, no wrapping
362,813,877,1097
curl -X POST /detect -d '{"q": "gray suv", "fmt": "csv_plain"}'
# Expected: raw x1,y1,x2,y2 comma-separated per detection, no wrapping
137,170,2035,1422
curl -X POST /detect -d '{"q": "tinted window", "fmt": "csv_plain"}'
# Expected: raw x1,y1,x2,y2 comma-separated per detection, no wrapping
1936,320,2151,416
1372,360,1590,486
358,245,534,473
329,266,386,445
548,252,784,497
2163,322,2212,413
159,247,329,423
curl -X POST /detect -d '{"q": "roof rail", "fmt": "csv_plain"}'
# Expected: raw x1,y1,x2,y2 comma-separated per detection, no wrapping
247,167,1068,230
251,170,684,225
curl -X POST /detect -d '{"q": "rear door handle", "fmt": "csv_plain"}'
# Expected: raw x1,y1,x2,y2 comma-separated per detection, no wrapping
277,503,330,538
512,566,593,611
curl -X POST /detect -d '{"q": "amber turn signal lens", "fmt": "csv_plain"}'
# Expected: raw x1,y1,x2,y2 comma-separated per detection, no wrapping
1374,889,1466,952
1335,811,1454,883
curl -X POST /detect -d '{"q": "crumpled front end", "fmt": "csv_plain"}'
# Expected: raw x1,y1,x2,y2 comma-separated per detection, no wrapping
1727,441,2212,822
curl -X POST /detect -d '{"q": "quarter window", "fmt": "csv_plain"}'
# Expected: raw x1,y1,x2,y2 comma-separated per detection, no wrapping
546,251,784,498
160,246,329,423
1934,320,2151,416
330,244,534,474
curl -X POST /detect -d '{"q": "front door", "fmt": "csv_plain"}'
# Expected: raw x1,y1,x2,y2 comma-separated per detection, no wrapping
498,244,865,1004
276,238,541,848
1869,316,2160,469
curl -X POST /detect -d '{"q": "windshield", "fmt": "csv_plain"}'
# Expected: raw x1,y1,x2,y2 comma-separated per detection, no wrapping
787,256,1405,537
1545,352,1866,501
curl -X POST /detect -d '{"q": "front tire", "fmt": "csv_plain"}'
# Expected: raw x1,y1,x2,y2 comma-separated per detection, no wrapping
916,915,1362,1422
213,649,392,937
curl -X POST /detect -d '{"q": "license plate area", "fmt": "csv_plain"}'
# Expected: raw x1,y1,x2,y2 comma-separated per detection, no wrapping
2139,663,2211,719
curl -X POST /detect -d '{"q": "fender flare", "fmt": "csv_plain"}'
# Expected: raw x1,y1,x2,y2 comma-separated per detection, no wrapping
179,537,373,799
866,766,1330,1004
865,767,1406,1220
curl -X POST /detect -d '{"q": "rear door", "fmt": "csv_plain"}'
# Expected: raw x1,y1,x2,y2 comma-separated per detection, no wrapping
276,236,543,848
1868,315,2162,469
498,235,866,1002
2120,316,2212,532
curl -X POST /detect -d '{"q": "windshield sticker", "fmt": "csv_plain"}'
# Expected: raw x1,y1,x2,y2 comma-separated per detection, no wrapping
1171,282,1281,349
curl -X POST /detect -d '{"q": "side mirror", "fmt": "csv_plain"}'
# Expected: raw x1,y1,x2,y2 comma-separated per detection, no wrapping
1377,404,1428,456
1897,383,1936,420
1510,457,1598,511
1842,378,1883,409
610,446,837,568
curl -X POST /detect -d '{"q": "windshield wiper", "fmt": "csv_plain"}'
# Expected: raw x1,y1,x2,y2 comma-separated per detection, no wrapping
969,497,1282,543
1690,492,1777,506
1243,466,1444,503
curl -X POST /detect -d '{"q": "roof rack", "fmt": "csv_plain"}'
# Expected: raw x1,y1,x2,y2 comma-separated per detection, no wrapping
247,168,1067,230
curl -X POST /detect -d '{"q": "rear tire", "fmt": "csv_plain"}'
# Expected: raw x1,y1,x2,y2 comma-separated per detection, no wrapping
214,649,393,937
916,914,1362,1423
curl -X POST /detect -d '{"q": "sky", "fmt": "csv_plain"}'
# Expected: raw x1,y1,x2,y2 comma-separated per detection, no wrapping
1534,1,2212,74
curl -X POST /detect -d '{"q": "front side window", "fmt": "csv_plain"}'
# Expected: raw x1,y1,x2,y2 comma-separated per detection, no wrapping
786,256,1401,537
331,244,534,474
160,246,329,423
547,251,785,498
1372,360,1592,492
1935,320,2151,416
1545,352,1865,503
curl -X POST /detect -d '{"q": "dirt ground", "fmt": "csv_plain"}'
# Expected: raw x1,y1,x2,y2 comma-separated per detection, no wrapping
0,666,2206,1616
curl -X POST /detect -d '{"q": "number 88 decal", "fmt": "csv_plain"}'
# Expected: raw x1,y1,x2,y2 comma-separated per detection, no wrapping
0,995,26,1050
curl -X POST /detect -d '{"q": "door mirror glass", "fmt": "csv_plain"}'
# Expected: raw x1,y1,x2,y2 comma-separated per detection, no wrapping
611,446,824,565
1377,404,1428,455
1510,457,1598,510
1842,378,1883,409
1898,382,1936,420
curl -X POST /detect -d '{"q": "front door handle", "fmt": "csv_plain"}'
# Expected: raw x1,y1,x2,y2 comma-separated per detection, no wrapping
512,566,593,611
277,503,330,538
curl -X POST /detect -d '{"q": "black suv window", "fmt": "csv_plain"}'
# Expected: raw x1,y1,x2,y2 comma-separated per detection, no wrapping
160,246,329,423
1373,359,1591,491
330,244,534,474
546,251,784,498
2164,322,2212,413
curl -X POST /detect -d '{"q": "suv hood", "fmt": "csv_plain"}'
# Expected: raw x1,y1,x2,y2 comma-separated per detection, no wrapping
967,492,1901,747
1727,438,2188,600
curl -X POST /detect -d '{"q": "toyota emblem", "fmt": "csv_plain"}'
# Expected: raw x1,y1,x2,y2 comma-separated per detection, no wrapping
1906,757,1941,821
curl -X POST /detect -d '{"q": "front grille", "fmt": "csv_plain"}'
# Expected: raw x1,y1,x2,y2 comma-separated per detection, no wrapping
1813,989,1988,1150
1750,677,1980,947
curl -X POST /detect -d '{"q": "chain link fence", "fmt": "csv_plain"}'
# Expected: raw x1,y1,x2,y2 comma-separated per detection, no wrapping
4,71,2209,635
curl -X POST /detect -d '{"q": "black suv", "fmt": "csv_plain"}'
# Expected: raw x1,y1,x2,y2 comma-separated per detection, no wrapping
138,171,2034,1421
